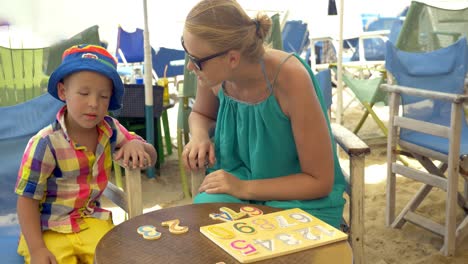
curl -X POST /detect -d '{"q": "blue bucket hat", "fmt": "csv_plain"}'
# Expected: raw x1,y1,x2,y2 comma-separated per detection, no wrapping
48,44,124,111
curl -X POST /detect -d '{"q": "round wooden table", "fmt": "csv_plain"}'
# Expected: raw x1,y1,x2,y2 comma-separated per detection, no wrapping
95,203,352,264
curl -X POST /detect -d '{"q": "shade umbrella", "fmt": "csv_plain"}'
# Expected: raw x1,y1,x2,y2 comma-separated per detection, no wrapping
142,0,155,178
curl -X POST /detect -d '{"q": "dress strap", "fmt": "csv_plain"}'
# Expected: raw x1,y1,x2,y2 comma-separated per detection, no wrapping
272,53,295,89
259,58,273,92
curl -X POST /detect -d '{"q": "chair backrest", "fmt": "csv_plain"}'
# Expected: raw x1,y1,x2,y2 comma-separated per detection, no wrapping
46,25,101,75
116,26,185,79
396,1,468,52
315,69,332,110
385,37,468,147
0,46,49,106
151,47,185,79
180,54,197,98
281,20,310,55
116,26,145,63
266,13,284,50
351,17,404,62
0,94,64,215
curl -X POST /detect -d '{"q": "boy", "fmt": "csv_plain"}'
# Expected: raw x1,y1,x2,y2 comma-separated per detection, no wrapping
15,44,157,263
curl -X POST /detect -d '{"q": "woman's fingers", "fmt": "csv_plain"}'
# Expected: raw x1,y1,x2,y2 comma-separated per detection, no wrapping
183,143,214,171
209,144,216,166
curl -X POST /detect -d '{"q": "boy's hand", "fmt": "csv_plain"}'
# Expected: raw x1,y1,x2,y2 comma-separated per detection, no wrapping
30,247,57,264
114,140,152,169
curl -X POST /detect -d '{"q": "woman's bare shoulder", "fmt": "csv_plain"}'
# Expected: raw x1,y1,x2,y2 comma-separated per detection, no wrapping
268,50,312,94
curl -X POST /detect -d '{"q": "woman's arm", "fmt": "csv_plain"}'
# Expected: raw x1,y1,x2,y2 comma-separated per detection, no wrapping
184,81,220,169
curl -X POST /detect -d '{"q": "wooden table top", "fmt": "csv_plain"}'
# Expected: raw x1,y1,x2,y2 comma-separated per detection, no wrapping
95,203,352,264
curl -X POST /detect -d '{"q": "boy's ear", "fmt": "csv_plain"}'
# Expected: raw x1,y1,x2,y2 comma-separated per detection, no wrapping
57,82,66,100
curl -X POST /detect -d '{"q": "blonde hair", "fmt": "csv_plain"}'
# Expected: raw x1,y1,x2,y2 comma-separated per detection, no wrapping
184,0,272,62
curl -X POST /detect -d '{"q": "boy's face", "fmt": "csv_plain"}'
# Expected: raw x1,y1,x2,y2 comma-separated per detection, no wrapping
57,71,113,130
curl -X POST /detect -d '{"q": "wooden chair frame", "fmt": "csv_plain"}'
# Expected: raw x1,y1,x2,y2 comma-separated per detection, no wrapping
105,159,143,219
382,82,468,257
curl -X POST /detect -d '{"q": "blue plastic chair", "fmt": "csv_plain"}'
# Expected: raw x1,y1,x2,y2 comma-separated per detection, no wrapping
0,93,64,263
151,47,185,79
315,69,332,110
383,37,468,256
116,27,145,63
281,20,310,56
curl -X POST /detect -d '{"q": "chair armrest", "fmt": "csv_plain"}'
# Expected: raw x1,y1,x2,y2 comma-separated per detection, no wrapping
331,123,370,157
331,123,369,264
381,84,468,103
103,160,143,218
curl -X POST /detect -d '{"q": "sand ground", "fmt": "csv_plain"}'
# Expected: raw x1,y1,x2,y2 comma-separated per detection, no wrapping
103,87,468,264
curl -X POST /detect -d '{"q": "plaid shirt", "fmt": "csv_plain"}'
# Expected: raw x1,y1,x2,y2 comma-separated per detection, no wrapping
15,106,142,233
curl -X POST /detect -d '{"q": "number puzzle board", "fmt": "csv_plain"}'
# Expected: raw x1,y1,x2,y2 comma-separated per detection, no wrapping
200,208,348,263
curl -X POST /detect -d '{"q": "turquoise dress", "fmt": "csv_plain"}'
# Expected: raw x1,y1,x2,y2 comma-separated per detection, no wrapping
194,54,346,228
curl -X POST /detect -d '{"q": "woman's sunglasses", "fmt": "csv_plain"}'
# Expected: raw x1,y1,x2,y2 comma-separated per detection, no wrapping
181,37,229,71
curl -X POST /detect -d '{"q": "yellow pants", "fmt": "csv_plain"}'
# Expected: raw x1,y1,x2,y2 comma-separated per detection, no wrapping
18,217,114,264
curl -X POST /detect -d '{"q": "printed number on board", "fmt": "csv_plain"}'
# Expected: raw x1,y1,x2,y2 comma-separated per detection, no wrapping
206,225,236,239
230,240,258,255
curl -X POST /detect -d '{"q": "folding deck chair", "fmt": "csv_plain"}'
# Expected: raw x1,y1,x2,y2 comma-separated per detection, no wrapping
383,37,468,257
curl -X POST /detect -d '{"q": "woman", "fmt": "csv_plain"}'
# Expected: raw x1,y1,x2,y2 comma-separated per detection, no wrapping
181,0,345,228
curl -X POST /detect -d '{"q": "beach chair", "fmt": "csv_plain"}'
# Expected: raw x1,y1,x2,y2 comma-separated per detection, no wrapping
383,37,468,256
281,20,310,56
191,60,370,264
0,94,143,263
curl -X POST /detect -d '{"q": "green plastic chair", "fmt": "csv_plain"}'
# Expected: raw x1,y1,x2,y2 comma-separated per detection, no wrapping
176,55,196,198
46,25,101,75
266,13,284,50
0,25,101,107
0,46,49,106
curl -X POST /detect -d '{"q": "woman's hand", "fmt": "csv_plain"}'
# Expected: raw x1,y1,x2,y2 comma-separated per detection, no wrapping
198,169,247,199
114,140,152,169
182,137,216,171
